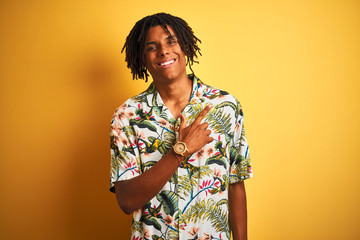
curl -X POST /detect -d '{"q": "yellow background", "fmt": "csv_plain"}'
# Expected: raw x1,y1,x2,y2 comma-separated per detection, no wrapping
1,0,359,239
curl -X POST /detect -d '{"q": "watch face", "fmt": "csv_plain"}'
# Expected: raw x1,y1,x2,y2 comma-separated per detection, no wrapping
175,142,186,153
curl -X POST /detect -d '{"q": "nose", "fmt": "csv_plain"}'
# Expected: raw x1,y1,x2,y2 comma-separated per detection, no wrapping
158,44,169,56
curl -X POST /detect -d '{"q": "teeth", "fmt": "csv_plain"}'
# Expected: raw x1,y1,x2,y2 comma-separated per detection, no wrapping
160,60,174,66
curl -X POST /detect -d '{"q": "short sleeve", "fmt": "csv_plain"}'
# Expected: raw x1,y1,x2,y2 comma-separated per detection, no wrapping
109,107,140,193
229,102,253,184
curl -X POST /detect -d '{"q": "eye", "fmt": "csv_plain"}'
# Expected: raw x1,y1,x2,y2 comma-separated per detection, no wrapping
146,46,156,51
168,39,177,45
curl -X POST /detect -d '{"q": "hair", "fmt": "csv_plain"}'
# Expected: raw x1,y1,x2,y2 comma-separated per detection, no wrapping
121,12,201,82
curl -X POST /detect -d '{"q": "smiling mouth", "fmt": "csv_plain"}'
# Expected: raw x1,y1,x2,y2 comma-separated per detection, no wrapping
157,59,175,67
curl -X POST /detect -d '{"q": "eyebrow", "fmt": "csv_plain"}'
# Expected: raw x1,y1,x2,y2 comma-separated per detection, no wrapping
145,35,177,46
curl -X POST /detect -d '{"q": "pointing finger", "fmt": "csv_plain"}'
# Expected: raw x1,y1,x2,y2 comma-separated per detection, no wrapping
193,104,212,125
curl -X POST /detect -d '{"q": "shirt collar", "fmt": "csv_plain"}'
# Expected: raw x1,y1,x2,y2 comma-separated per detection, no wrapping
145,74,204,107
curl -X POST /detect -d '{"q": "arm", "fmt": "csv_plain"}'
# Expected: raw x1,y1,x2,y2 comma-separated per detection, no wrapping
229,180,248,240
114,105,214,215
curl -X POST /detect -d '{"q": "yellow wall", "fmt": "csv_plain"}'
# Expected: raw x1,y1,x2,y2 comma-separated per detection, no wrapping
1,0,359,239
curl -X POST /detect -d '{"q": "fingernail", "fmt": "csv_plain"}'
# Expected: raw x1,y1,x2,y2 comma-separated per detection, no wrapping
207,104,213,109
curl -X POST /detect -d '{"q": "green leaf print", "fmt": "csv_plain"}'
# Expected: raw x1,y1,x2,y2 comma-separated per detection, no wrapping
129,119,157,132
204,108,232,136
156,190,178,215
178,165,213,198
206,156,227,168
143,216,162,231
158,131,175,155
184,199,230,239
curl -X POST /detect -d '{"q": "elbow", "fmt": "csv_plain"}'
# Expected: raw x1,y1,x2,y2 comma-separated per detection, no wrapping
114,189,137,215
118,200,135,215
120,207,134,215
114,180,140,215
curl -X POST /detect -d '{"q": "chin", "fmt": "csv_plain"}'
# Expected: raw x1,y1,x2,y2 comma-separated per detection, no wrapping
151,71,184,83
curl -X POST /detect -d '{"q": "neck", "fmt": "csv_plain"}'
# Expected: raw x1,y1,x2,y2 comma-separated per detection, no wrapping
153,75,193,105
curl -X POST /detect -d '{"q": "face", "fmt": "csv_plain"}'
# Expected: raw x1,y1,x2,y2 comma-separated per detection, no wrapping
144,25,187,83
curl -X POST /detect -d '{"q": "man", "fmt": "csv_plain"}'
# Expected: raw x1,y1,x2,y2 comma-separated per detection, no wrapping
110,13,252,240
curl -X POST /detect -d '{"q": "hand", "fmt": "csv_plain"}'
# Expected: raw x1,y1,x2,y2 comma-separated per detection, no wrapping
178,104,214,155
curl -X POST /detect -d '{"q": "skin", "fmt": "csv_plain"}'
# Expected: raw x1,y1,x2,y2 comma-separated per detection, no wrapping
144,25,190,119
229,181,248,240
115,25,248,240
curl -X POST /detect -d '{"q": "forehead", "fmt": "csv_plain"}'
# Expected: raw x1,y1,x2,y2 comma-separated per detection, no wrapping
146,25,175,42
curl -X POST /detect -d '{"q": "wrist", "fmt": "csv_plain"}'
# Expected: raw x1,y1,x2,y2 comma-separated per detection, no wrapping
173,141,190,157
171,148,184,166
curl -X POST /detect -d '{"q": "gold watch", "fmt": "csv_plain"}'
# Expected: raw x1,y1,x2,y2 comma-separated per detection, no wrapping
173,141,189,157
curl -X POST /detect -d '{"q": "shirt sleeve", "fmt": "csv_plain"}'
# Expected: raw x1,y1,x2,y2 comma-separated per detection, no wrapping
109,107,140,193
229,101,253,184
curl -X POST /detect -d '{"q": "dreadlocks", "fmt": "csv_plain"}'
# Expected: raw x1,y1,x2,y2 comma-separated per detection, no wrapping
121,13,201,82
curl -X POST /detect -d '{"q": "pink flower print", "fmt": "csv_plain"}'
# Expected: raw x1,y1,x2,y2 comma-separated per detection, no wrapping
158,118,169,128
113,135,120,145
199,179,211,189
234,122,240,132
206,146,214,156
195,149,204,158
120,136,129,146
200,179,213,196
126,111,135,118
115,104,127,113
136,129,146,140
213,168,221,178
111,120,122,133
164,215,174,225
188,227,199,237
200,233,212,240
130,157,137,166
117,110,126,120
143,229,151,239
124,161,133,169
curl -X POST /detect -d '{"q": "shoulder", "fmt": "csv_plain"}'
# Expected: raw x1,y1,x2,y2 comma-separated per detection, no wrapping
113,84,155,116
194,76,243,119
196,77,241,106
111,85,155,128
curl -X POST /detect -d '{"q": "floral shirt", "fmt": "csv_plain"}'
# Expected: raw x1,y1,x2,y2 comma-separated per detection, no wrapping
110,75,252,240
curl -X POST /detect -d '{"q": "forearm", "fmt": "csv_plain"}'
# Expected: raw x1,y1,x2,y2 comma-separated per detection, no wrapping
113,106,213,215
114,149,181,214
229,181,248,240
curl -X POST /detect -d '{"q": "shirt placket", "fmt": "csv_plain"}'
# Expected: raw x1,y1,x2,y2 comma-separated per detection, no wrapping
176,103,197,239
